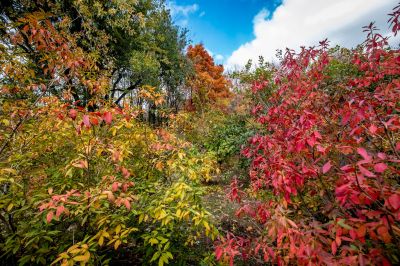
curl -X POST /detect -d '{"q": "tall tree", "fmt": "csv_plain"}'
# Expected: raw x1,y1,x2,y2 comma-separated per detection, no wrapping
0,0,191,112
186,44,231,111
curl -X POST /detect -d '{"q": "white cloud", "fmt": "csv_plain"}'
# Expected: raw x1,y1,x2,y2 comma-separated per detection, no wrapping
199,11,206,17
204,48,224,62
226,0,399,70
215,54,224,61
167,1,199,19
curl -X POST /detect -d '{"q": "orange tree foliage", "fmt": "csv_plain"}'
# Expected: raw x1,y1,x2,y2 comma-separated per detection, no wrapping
216,5,400,266
186,44,231,111
0,6,218,266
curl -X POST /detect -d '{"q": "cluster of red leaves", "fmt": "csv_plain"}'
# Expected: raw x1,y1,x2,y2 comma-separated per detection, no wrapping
38,173,136,224
13,13,86,79
38,167,136,224
217,6,400,266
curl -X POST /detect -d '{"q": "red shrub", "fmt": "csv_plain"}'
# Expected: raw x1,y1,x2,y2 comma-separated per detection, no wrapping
217,4,400,265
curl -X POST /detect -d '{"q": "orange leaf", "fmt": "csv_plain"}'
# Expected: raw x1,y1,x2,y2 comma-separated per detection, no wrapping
356,224,366,238
377,226,391,243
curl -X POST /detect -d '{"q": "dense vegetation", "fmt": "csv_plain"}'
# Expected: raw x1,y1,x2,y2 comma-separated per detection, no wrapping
0,0,399,265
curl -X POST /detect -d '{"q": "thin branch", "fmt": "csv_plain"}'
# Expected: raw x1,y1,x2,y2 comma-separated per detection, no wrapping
114,78,142,106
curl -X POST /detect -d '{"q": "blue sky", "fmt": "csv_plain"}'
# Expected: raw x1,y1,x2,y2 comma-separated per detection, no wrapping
167,0,281,63
167,0,398,69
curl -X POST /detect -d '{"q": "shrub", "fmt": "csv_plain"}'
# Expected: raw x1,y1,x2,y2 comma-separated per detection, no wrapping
0,103,219,265
217,6,400,266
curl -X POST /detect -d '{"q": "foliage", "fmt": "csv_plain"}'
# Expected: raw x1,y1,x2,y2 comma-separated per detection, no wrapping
0,104,218,265
186,44,231,111
170,108,228,146
0,1,218,265
205,115,254,165
0,0,191,115
217,5,400,266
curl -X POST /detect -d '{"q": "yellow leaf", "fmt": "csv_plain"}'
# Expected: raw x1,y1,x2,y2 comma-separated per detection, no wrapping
67,244,79,253
69,248,81,254
2,119,10,126
203,221,210,231
115,224,121,234
139,213,144,224
102,231,110,238
114,240,121,250
1,168,17,175
7,203,14,212
98,236,104,246
73,251,90,262
51,255,66,265
149,238,159,245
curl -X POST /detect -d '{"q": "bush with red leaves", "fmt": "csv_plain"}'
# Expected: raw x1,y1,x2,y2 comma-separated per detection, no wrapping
216,4,400,266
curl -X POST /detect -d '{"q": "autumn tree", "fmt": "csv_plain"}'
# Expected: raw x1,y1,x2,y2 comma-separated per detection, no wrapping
186,44,231,111
0,0,191,116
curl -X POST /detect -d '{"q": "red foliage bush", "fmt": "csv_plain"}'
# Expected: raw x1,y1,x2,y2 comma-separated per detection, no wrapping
217,4,400,265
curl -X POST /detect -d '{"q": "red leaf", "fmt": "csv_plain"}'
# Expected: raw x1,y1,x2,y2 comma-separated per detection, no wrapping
322,161,332,174
335,184,349,196
46,211,54,223
357,147,371,161
359,165,376,177
112,182,119,192
124,199,131,210
254,243,261,255
331,241,337,255
382,258,392,266
388,194,400,210
83,115,91,127
314,130,322,139
215,247,223,260
306,137,316,147
121,167,130,178
374,163,387,173
103,112,113,125
369,124,378,134
69,109,77,120
342,112,351,125
56,205,64,218
90,117,99,126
